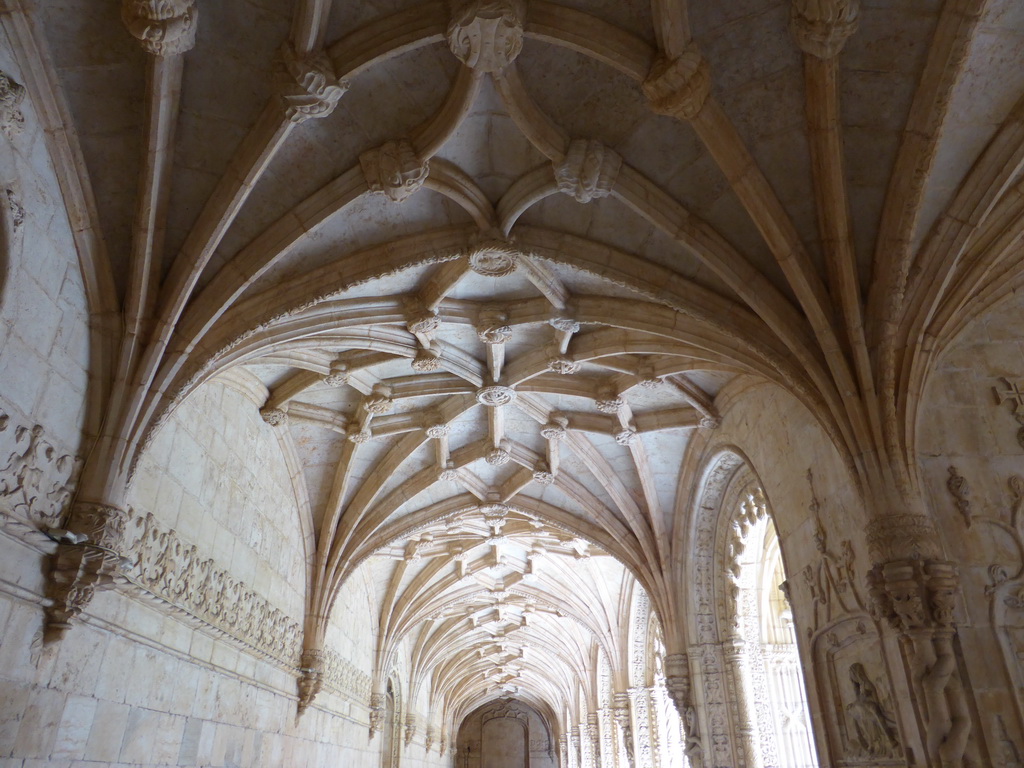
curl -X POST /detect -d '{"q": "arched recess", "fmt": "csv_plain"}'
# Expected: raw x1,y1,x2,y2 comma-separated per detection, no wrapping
686,447,906,768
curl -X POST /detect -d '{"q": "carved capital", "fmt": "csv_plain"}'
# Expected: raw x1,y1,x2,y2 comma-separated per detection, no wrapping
554,139,622,203
0,71,26,138
664,653,691,716
643,44,711,121
866,513,941,562
360,139,429,202
790,0,860,58
46,503,130,637
278,44,347,123
868,558,959,634
447,0,526,73
121,0,198,56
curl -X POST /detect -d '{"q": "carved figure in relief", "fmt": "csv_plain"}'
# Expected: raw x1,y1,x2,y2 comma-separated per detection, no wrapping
0,70,26,138
845,662,899,759
121,0,198,56
683,705,705,768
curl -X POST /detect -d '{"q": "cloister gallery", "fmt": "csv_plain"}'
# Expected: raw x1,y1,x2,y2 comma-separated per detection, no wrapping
0,0,1023,766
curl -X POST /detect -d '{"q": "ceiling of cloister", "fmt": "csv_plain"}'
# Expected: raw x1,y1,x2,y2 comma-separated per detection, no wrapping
33,0,1024,727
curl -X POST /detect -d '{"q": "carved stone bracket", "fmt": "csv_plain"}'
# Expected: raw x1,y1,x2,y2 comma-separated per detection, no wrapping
642,44,711,121
46,503,130,639
121,0,198,56
297,648,326,715
868,558,958,634
554,139,622,203
279,44,347,123
368,691,387,738
790,0,860,58
447,0,526,73
360,139,429,202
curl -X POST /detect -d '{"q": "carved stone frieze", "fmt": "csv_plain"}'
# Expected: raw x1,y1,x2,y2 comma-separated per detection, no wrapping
643,44,711,121
360,139,429,203
121,0,198,56
0,411,81,526
790,0,860,58
117,508,302,663
278,43,347,123
554,139,622,204
0,71,26,138
446,0,526,73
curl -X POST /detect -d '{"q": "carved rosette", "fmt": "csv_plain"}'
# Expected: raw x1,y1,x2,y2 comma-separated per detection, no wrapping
368,692,387,738
260,407,288,427
643,44,711,121
278,44,347,122
360,139,429,203
554,139,622,203
540,416,568,441
477,385,517,407
47,503,130,636
121,0,198,56
790,0,860,59
699,415,721,430
0,71,26,138
446,0,526,73
469,245,519,277
532,462,555,485
486,445,511,465
548,353,581,375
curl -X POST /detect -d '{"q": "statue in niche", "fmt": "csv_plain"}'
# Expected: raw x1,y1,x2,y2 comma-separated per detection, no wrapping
845,662,900,759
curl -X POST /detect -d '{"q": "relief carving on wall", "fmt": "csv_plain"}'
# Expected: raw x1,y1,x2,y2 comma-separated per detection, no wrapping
993,377,1024,449
0,409,81,527
0,70,26,138
118,508,303,665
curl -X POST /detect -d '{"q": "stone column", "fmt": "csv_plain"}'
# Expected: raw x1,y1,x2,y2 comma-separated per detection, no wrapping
586,712,600,768
627,687,653,768
613,692,635,768
866,513,976,767
559,734,569,768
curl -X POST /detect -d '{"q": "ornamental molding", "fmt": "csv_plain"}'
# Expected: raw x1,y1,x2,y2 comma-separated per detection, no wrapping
121,0,198,56
554,139,622,204
360,139,429,203
446,0,526,73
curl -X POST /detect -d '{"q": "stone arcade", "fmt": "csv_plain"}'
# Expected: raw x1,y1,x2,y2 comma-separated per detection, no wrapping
0,0,1023,766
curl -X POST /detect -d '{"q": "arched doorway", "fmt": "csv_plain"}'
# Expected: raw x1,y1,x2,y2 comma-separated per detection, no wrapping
456,698,556,768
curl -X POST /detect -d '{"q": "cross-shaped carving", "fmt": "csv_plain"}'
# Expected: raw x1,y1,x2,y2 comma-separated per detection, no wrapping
994,377,1024,415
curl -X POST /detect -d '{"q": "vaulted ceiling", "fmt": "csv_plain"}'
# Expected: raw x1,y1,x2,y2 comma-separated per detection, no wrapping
34,0,1024,727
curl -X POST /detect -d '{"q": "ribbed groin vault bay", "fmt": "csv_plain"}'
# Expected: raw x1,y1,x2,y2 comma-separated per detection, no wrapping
2,0,1024,765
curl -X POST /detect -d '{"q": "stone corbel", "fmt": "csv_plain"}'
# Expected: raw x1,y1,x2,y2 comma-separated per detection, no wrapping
296,648,326,716
121,0,198,56
278,43,348,123
368,691,387,739
404,713,417,746
46,502,131,641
